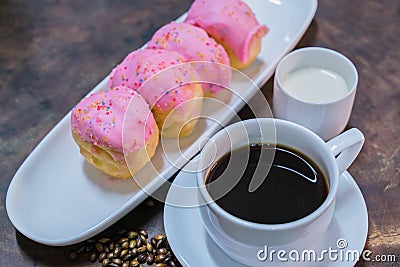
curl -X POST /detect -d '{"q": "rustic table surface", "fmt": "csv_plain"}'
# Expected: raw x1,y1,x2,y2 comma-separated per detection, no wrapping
1,0,399,266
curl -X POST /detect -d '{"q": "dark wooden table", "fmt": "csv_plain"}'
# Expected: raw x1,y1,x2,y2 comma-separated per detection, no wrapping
1,0,399,266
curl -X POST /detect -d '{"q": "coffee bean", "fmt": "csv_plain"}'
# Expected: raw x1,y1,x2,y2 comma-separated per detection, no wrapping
150,238,157,248
122,253,136,262
89,251,98,262
129,260,140,267
138,229,148,238
114,246,122,257
99,252,107,262
155,254,166,263
156,248,168,255
129,240,137,249
120,249,128,258
105,263,120,267
122,261,130,267
146,242,153,252
139,235,147,243
69,251,78,261
144,198,155,207
154,263,167,267
155,239,165,249
136,246,147,254
164,238,170,249
102,258,110,267
99,238,111,244
136,238,143,248
121,241,129,250
112,258,123,265
154,234,165,241
146,253,155,264
137,253,147,263
109,241,115,251
107,252,114,259
127,231,138,240
96,243,104,253
130,248,138,257
118,237,129,244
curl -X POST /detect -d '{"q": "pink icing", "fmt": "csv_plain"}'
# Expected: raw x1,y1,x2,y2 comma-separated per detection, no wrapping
147,22,232,94
185,0,269,64
108,49,201,113
71,86,156,156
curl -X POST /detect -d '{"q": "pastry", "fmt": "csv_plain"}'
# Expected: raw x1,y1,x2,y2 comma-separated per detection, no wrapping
147,21,231,96
108,49,203,138
71,86,159,178
185,0,269,69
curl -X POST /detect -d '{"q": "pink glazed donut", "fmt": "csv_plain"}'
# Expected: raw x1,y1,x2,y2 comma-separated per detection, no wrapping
147,22,232,96
108,49,203,138
71,86,159,178
185,0,269,69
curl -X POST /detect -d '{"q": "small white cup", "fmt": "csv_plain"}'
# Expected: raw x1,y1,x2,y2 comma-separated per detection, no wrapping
272,47,358,141
197,118,364,266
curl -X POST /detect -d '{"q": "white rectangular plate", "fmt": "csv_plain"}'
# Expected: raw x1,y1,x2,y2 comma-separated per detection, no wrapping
6,0,318,246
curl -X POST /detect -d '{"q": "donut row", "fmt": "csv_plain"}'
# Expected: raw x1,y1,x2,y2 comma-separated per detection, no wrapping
71,0,269,178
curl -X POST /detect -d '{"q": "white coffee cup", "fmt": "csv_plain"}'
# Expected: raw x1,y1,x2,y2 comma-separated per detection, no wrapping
196,118,364,266
272,47,358,141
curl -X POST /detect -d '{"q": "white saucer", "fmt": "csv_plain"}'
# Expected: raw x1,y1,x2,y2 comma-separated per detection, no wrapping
164,163,368,267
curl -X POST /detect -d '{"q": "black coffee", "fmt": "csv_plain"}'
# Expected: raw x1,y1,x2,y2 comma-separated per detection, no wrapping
206,144,329,224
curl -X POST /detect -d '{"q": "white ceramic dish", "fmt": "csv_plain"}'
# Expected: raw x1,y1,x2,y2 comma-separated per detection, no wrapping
164,160,368,267
6,0,318,246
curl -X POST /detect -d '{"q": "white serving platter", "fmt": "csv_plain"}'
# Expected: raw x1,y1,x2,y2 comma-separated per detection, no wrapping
6,0,318,246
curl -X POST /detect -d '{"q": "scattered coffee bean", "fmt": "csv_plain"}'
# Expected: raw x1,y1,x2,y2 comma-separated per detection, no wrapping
112,258,123,265
114,246,122,257
144,198,155,207
99,238,111,244
155,254,166,263
156,248,167,255
70,228,180,267
121,241,129,250
90,251,98,262
69,251,78,261
96,243,104,253
107,252,114,259
129,239,137,249
118,237,129,244
154,234,165,241
138,253,148,263
146,242,153,252
102,258,110,267
127,231,138,240
120,249,128,258
99,252,107,262
138,229,148,238
136,246,147,254
155,239,164,249
146,253,155,264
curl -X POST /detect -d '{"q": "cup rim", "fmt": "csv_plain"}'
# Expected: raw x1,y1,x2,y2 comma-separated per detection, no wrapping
275,46,358,106
197,118,339,231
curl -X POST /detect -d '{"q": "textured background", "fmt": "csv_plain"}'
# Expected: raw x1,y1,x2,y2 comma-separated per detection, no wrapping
0,0,399,266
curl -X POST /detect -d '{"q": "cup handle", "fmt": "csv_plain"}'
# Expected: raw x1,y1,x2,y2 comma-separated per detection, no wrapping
326,128,365,175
